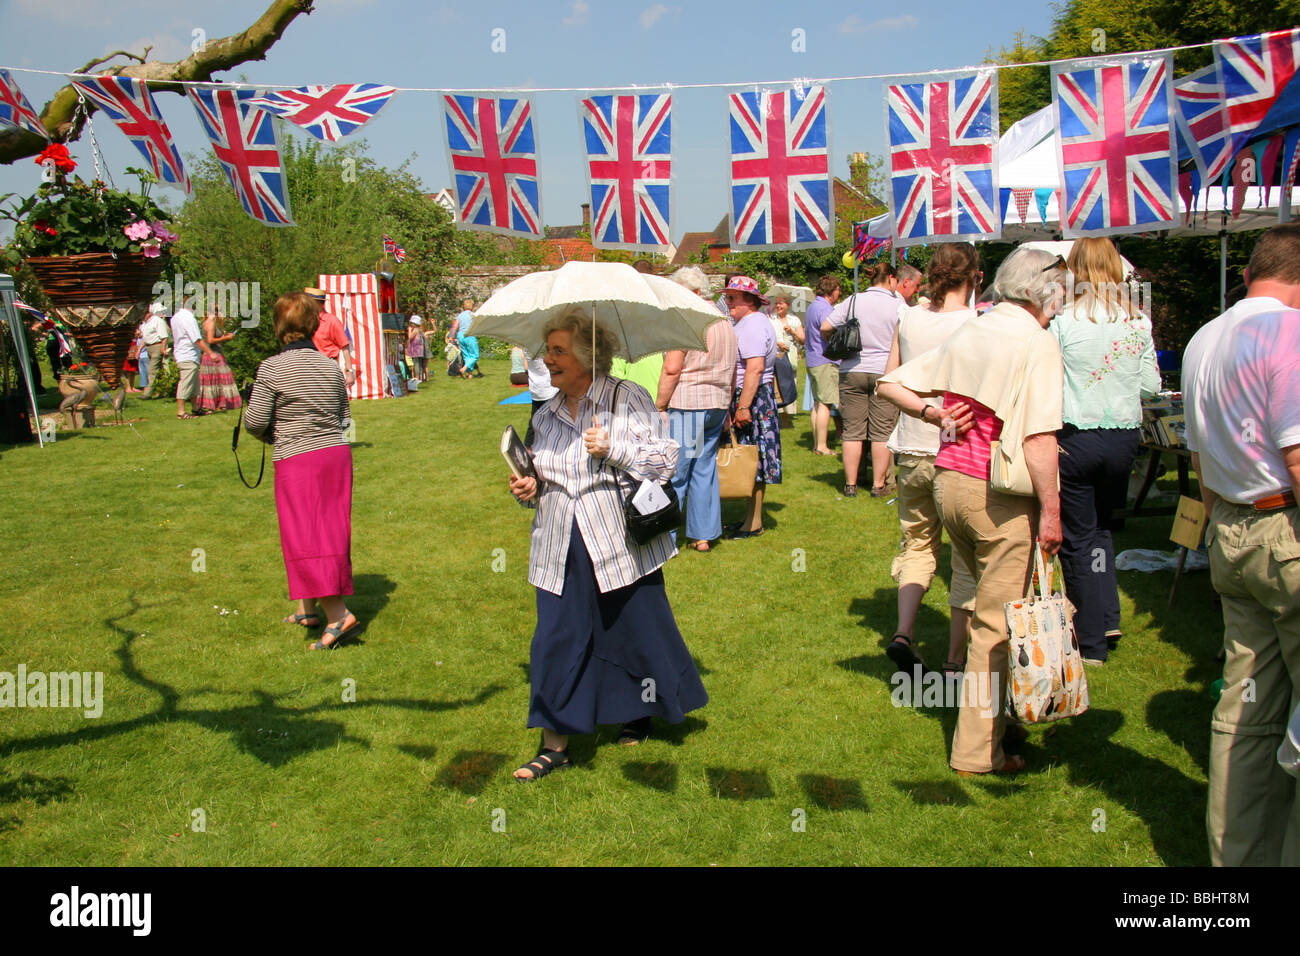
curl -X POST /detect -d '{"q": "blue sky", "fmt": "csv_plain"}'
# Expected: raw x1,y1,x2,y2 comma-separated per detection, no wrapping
0,0,1059,242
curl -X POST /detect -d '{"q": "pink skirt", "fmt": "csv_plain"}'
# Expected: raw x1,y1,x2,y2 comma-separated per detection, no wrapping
274,444,354,600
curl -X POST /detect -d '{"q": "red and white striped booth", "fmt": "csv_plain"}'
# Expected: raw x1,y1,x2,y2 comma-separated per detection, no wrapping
319,273,386,401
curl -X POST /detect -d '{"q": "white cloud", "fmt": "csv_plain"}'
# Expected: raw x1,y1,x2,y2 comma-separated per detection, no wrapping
837,14,919,34
562,0,590,27
640,4,680,30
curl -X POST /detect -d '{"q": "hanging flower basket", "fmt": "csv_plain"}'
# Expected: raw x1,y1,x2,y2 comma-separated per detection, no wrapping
1,151,180,389
23,252,167,307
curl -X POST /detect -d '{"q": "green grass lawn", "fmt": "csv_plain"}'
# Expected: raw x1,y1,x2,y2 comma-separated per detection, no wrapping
0,357,1221,865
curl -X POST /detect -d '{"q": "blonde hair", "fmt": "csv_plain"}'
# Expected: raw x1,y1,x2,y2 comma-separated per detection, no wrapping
1067,238,1125,322
540,308,616,376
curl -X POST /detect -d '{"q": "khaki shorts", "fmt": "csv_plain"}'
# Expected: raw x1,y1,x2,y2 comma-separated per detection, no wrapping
176,360,199,400
891,454,977,609
807,362,839,406
838,371,899,442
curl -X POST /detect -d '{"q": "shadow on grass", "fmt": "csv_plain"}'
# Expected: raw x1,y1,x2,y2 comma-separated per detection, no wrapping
1039,708,1206,865
0,770,76,834
0,592,506,768
437,751,510,795
623,761,678,793
892,779,972,806
798,774,869,811
706,767,774,800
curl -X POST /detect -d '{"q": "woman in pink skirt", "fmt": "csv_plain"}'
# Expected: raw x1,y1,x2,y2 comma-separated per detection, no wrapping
243,293,359,650
196,309,243,412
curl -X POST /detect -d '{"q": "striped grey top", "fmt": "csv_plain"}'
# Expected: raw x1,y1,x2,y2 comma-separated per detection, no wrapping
528,375,679,595
243,340,351,462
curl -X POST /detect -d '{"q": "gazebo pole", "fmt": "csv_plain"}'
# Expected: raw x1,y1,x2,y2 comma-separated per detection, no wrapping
1219,230,1228,314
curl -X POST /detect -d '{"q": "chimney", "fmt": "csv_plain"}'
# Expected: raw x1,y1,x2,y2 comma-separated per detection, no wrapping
581,202,591,230
847,152,870,193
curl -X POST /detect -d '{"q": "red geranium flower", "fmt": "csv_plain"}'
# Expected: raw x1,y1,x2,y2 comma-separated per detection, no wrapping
35,143,77,173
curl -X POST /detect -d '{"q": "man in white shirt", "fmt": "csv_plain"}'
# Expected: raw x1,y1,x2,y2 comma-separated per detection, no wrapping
139,302,171,399
170,300,216,419
1182,223,1300,867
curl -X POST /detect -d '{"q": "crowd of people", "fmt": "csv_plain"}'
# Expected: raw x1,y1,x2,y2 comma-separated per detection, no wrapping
497,229,1298,866
27,224,1290,862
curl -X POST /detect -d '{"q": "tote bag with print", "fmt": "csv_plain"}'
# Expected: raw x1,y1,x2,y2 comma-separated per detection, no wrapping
1005,544,1090,723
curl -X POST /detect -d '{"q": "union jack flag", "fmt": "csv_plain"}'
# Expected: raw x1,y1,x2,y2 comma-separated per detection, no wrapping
442,95,542,238
0,70,48,140
579,93,672,250
887,69,1000,245
250,84,396,143
1215,29,1300,161
1052,53,1178,237
382,235,406,263
189,87,294,227
728,85,832,250
70,76,189,193
1173,64,1233,182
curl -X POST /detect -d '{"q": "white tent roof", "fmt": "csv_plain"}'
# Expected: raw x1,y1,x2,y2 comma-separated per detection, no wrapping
865,105,1296,241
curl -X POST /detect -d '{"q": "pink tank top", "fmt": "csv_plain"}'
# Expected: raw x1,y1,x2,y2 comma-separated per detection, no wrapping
934,393,1002,480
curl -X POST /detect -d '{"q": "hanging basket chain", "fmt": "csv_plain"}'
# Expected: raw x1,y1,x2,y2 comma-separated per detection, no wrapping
71,89,118,260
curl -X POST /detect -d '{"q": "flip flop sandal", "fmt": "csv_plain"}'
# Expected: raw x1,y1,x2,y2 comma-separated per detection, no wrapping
282,612,322,628
513,748,571,781
310,614,358,651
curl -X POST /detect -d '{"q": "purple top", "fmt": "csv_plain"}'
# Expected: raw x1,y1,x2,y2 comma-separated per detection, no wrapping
804,295,838,368
826,287,901,375
733,310,776,391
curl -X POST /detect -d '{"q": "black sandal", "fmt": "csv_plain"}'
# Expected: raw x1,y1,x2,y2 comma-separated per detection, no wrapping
618,717,652,746
886,635,926,673
514,748,571,781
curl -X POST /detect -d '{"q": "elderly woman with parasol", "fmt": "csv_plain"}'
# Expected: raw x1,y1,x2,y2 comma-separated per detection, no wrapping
476,263,716,781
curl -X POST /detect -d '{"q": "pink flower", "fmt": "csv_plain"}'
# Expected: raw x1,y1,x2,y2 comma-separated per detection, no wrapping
124,220,152,241
150,221,178,243
140,242,161,258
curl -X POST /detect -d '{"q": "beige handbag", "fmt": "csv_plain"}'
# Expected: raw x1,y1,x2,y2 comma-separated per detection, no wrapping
988,336,1036,496
717,427,759,499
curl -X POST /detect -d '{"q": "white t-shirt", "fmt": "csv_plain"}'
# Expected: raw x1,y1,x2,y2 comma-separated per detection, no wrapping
170,309,202,363
140,315,170,346
825,287,903,375
1183,296,1300,504
888,305,977,455
526,351,557,401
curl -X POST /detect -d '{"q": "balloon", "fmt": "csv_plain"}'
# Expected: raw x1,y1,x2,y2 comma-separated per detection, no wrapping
842,251,856,269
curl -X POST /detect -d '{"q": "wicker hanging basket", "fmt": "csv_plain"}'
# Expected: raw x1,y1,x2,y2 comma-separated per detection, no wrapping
25,252,167,388
24,252,167,307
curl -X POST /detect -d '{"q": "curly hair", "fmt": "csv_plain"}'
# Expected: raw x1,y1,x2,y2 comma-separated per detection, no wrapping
926,242,981,307
540,308,617,376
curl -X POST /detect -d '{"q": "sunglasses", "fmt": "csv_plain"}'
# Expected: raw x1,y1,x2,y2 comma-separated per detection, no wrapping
1040,254,1068,273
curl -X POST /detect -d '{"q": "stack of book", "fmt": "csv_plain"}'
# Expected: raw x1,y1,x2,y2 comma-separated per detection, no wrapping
1141,394,1185,449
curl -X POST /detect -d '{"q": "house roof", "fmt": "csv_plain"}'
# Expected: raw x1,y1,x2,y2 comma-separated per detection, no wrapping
538,237,598,265
670,232,712,265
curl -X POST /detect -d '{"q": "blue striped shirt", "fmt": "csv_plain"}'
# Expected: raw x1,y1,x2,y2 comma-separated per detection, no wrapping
527,375,679,595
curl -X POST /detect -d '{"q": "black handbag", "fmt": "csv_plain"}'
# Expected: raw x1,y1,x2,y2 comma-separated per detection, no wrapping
822,293,861,361
232,382,266,489
606,381,681,545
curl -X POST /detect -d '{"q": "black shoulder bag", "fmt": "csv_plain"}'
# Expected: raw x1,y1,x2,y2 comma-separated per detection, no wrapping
604,381,681,545
822,293,862,361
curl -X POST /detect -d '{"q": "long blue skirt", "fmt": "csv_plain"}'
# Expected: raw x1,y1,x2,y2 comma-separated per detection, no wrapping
529,522,708,735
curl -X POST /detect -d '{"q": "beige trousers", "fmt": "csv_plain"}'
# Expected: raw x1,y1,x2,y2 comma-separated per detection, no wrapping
893,454,977,610
934,469,1035,773
1206,502,1300,867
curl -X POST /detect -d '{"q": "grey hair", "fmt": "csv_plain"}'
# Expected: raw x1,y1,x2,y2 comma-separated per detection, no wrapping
896,263,922,282
992,247,1067,313
670,265,710,296
540,307,616,376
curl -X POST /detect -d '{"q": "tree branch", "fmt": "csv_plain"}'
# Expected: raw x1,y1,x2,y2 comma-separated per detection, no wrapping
77,48,153,74
0,0,314,166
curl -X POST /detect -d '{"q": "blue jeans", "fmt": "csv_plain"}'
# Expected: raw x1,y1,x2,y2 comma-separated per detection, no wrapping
138,348,150,389
668,408,727,543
